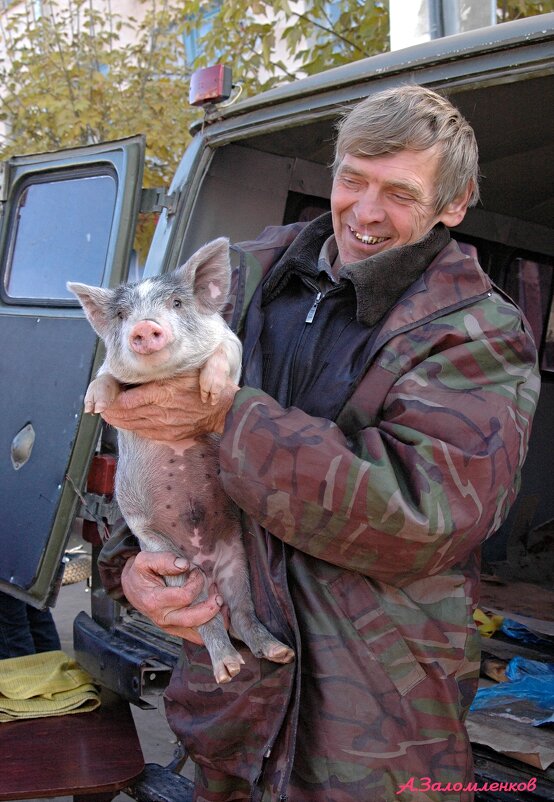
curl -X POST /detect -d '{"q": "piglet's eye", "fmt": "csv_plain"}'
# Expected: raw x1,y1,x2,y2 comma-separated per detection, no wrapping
173,298,182,309
117,309,126,320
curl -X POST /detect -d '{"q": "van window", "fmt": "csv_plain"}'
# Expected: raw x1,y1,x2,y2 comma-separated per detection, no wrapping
2,170,117,302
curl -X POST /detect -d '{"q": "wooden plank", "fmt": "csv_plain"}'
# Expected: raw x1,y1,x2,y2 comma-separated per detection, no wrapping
0,691,143,800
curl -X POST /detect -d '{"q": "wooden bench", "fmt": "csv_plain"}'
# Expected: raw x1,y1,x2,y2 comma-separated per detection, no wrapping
0,690,144,802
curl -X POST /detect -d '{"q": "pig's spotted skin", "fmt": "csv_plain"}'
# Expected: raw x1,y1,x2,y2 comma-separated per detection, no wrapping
116,431,243,581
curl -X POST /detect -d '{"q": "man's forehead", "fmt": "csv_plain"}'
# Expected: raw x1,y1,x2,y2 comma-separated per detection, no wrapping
335,149,440,191
337,146,440,169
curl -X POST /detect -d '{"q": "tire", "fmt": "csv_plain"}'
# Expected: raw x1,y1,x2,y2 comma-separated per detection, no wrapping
62,554,92,585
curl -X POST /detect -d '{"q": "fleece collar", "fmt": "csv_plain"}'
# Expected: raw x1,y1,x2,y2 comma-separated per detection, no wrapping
262,212,451,327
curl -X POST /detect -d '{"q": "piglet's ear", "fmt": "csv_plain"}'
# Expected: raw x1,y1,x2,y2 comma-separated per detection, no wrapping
177,238,231,314
66,282,114,338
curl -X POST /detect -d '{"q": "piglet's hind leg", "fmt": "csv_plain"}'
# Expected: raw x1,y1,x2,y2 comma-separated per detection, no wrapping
217,557,294,665
230,599,295,665
161,557,246,684
197,612,245,684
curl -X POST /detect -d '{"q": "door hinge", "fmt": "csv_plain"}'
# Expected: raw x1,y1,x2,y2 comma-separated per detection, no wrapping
140,187,178,216
79,492,121,525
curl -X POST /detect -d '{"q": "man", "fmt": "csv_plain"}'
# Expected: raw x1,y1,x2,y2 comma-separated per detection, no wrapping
99,85,539,802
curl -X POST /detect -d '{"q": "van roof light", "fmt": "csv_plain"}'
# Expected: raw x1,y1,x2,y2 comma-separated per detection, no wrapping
189,65,233,107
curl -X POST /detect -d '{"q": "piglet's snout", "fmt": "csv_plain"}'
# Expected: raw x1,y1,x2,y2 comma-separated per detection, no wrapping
129,320,169,355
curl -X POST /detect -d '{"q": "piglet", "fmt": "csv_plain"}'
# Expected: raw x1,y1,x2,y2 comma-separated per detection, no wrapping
67,238,294,683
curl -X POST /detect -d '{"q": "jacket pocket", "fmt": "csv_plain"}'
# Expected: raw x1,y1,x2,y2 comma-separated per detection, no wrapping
328,571,426,697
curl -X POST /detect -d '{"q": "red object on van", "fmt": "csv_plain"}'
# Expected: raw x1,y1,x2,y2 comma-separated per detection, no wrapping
189,65,232,106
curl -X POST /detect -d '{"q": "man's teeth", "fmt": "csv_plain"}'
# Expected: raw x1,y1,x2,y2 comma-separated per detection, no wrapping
352,230,387,245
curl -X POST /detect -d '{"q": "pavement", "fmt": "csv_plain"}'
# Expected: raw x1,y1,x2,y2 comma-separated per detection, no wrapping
4,577,195,802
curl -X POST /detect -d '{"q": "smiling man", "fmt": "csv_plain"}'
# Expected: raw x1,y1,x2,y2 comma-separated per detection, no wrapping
331,147,468,262
99,85,539,802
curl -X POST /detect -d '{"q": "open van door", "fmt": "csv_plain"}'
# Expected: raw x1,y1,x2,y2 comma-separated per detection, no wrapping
0,136,144,609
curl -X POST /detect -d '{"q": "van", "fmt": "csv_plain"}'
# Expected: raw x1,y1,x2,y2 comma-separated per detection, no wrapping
1,12,553,800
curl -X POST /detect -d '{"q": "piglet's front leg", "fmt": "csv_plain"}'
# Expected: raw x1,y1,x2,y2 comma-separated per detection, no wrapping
84,372,121,414
199,342,240,405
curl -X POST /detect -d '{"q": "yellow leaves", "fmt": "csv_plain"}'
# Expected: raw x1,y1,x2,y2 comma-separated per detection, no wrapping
498,1,554,22
0,0,397,175
0,0,196,183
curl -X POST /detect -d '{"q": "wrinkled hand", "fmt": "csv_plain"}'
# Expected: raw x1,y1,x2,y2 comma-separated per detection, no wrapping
101,371,239,441
121,551,228,645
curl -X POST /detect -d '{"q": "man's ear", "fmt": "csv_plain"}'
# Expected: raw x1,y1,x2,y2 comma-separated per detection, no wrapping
438,183,474,228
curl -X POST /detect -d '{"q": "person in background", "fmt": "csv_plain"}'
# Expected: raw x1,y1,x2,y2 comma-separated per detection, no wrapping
0,591,60,659
98,85,540,802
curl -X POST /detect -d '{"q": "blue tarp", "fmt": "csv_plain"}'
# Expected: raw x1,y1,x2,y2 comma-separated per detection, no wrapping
471,657,554,725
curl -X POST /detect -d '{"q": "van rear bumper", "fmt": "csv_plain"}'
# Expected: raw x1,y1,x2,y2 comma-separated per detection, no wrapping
73,610,176,704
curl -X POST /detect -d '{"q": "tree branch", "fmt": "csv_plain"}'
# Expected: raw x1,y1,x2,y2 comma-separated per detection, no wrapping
45,4,81,120
290,10,372,58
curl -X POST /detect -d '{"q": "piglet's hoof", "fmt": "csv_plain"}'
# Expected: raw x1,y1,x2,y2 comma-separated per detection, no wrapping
214,651,245,684
84,375,120,414
264,642,295,664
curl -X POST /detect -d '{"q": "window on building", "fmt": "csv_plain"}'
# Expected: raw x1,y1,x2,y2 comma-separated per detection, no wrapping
183,1,222,66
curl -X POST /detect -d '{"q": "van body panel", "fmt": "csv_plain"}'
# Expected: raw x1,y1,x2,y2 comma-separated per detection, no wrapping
0,136,145,607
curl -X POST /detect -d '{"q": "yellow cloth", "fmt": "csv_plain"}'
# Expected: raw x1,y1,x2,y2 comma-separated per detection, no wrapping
474,607,504,638
0,649,100,721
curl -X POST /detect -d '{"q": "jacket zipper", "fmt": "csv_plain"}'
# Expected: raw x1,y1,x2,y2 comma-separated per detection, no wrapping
305,291,322,323
285,285,320,406
286,284,343,406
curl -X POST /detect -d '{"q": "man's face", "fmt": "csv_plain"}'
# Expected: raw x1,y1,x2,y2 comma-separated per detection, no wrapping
331,147,464,265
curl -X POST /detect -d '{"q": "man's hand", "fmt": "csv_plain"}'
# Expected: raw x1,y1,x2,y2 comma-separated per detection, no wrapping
101,371,239,441
121,551,226,645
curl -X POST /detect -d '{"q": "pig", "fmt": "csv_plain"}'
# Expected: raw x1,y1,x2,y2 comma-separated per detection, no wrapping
67,238,294,683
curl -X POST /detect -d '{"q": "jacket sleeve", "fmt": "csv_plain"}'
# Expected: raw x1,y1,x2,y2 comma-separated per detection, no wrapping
97,521,140,604
219,302,540,587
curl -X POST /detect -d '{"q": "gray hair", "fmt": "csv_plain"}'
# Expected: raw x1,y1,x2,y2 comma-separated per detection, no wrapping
333,84,480,213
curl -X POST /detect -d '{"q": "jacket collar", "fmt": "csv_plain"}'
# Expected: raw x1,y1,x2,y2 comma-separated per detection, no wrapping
262,213,335,301
262,212,451,327
340,223,451,326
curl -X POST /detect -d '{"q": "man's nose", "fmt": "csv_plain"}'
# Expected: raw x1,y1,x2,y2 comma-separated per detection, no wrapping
354,188,386,224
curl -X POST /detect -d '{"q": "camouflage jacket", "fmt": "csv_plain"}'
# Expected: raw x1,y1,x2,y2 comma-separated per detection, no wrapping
100,215,539,802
